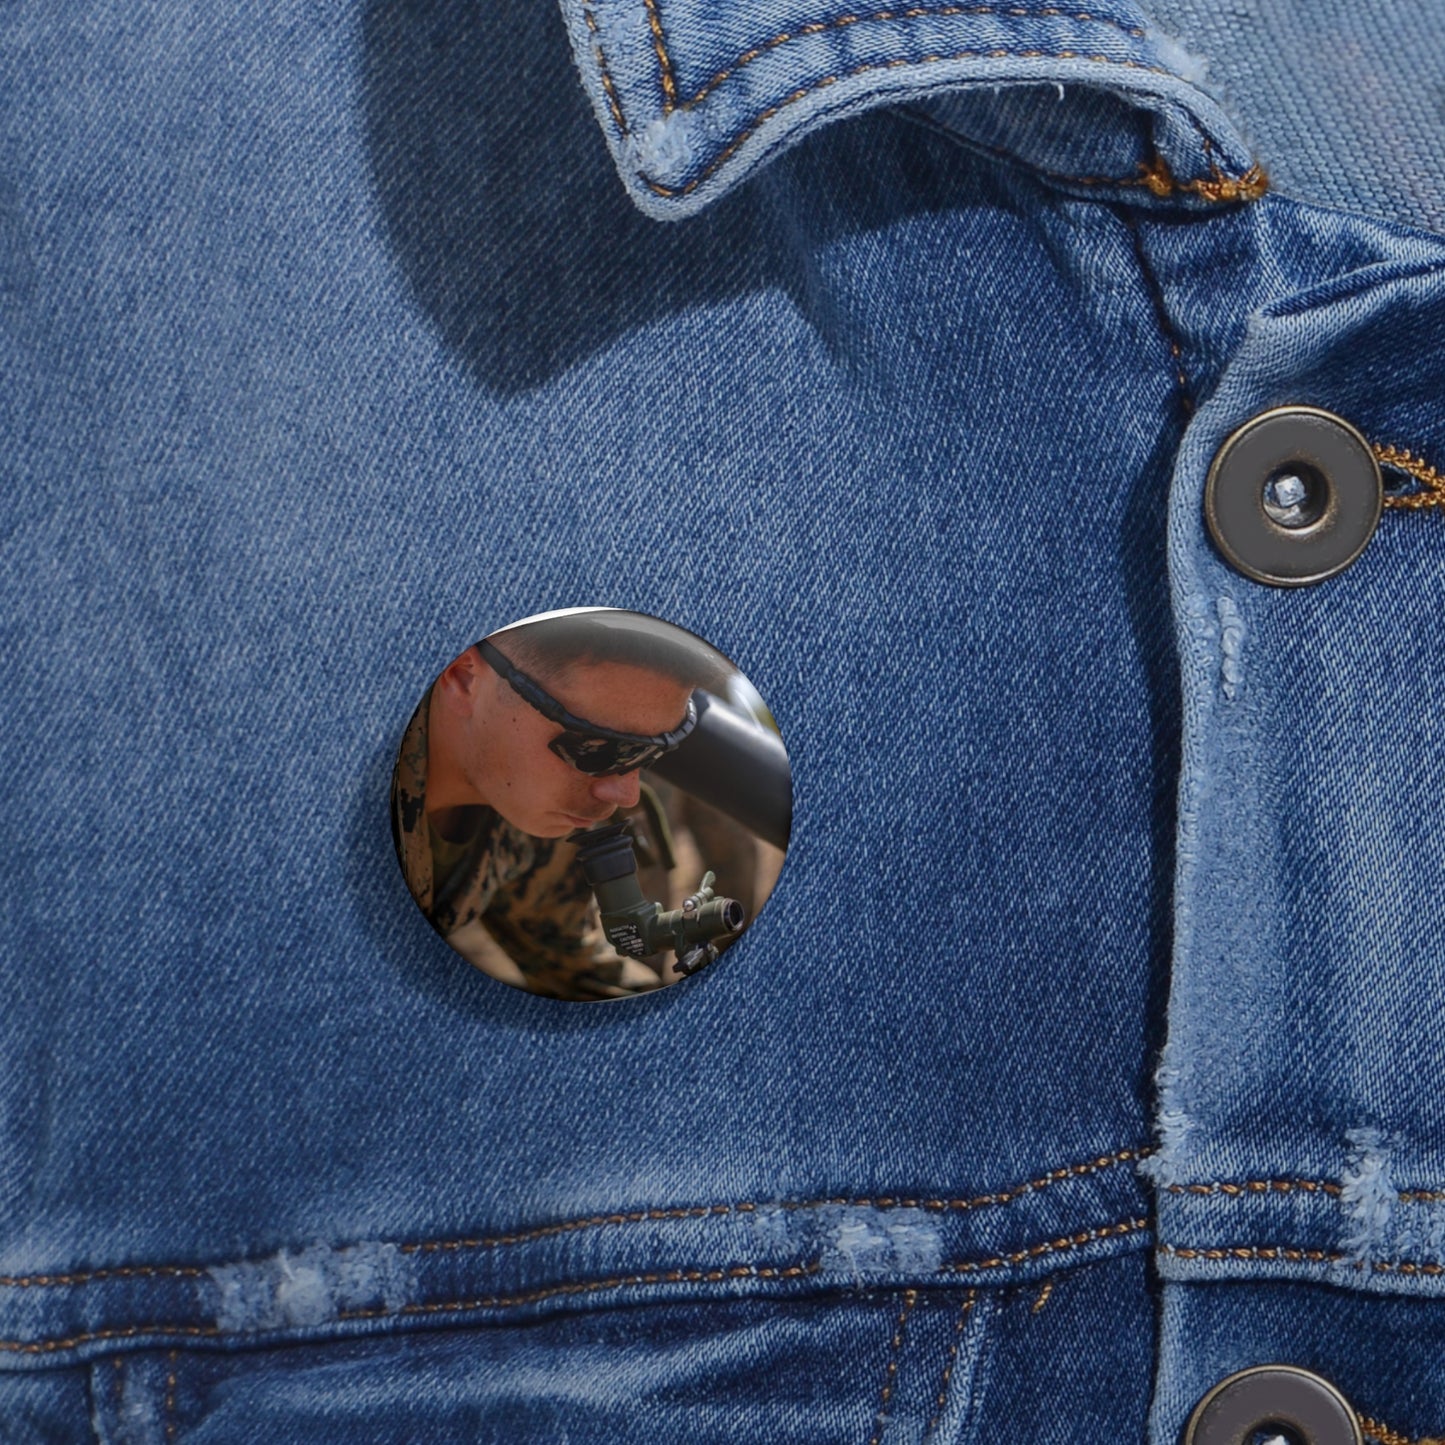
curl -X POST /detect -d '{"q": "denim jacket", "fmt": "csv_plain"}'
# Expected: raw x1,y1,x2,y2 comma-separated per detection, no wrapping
3,0,1445,1440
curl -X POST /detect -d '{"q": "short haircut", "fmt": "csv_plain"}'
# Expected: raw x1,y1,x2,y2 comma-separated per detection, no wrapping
487,610,735,695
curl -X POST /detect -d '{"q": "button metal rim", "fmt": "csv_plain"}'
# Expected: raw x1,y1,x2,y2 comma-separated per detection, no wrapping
1182,1363,1364,1445
1203,404,1383,588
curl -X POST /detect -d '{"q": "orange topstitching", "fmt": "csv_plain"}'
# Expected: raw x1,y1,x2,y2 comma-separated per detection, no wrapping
0,1212,1149,1356
941,1217,1149,1273
1158,1241,1445,1276
1360,1413,1445,1445
580,2,1263,201
1166,1176,1445,1203
867,1287,919,1445
0,1146,1152,1292
1375,443,1445,509
647,4,1151,115
925,1288,979,1437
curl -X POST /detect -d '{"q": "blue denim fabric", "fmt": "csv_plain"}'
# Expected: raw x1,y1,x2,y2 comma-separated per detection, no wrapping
2,0,1445,1441
1143,0,1445,235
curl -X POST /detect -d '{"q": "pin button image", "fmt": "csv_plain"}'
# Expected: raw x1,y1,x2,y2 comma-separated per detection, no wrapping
389,608,791,1003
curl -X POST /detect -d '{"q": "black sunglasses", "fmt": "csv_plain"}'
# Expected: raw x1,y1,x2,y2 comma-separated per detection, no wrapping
477,639,698,776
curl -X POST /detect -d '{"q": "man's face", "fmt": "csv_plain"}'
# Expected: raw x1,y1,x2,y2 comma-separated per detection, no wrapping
441,647,695,838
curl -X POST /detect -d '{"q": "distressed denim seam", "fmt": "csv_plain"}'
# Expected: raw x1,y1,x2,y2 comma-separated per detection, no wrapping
0,1146,1153,1291
0,1218,1147,1355
627,50,1248,200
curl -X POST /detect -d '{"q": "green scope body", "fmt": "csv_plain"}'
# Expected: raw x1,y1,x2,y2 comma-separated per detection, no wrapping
574,825,745,961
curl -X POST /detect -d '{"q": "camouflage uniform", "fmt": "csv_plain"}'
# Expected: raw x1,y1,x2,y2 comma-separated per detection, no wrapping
389,689,666,1001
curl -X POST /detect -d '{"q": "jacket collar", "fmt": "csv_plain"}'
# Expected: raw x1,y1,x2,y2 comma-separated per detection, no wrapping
557,0,1263,220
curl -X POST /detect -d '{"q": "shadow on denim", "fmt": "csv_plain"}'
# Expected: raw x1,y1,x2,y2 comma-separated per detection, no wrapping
359,0,987,394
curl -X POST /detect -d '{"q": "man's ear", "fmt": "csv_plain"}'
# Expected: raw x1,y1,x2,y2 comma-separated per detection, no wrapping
437,646,484,707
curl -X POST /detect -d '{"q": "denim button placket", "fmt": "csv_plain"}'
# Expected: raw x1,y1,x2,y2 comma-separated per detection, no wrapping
1203,406,1383,587
1183,1365,1363,1445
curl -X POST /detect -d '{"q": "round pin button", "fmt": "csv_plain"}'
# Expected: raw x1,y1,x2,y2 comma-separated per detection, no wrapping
1183,1365,1363,1445
1204,406,1382,586
390,609,791,1003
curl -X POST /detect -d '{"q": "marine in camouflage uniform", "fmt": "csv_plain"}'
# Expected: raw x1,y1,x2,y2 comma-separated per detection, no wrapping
390,688,668,1002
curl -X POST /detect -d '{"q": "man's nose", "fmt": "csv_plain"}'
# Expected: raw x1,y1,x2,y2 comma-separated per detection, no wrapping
589,770,642,809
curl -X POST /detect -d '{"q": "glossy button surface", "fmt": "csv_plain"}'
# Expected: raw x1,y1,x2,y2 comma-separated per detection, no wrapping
1183,1365,1363,1445
1204,406,1382,586
390,608,792,1002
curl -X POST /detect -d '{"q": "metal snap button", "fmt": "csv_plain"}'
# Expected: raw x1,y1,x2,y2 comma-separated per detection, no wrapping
1183,1364,1363,1445
1204,405,1382,586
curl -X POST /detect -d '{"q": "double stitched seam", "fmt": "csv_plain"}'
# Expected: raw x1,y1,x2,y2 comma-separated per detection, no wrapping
586,4,1264,200
0,1149,1152,1355
1158,1242,1445,1275
923,1290,977,1440
0,1146,1150,1295
0,1146,1152,1290
0,1211,1148,1355
0,1267,823,1355
399,1145,1154,1258
0,1324,223,1357
1374,444,1445,509
1360,1414,1445,1445
333,1259,824,1322
867,1288,919,1445
646,6,1149,115
939,1216,1150,1273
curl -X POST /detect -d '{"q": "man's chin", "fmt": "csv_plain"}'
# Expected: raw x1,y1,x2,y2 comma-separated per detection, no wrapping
514,813,600,839
489,801,611,838
557,812,611,833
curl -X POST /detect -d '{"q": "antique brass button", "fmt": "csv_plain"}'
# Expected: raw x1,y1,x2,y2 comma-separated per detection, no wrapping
1204,406,1382,586
1183,1364,1363,1445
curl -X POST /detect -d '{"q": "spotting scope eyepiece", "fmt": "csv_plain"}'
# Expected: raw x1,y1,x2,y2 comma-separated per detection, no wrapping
573,823,746,977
